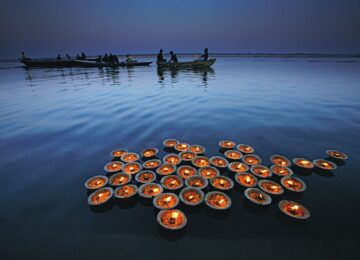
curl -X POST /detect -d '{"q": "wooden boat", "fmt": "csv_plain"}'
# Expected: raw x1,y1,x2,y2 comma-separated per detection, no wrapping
73,60,152,68
157,59,216,69
20,58,77,68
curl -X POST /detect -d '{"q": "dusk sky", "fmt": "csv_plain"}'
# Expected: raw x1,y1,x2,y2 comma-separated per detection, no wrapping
1,0,359,58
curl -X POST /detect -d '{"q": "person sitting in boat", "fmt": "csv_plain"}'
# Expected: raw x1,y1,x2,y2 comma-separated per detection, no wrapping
169,51,178,63
103,53,109,63
76,54,81,60
126,54,136,63
66,54,71,60
81,52,86,60
56,54,62,60
200,48,209,61
113,54,119,64
21,52,30,61
157,49,166,62
95,55,102,63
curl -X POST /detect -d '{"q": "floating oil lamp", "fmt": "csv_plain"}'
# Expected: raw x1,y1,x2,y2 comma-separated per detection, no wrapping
313,159,337,171
189,144,206,154
281,176,307,192
141,148,159,158
270,155,291,167
224,150,243,160
250,165,272,178
87,187,113,206
218,140,236,149
123,162,142,175
114,184,138,199
135,170,156,184
210,156,229,168
179,151,196,162
198,166,220,179
258,180,284,195
142,159,161,170
163,154,182,165
210,176,234,191
157,209,187,230
185,175,208,189
237,144,254,154
175,143,190,152
228,162,249,173
179,187,204,206
84,175,108,190
121,152,139,163
163,139,179,148
177,165,197,179
278,200,310,220
205,191,232,210
292,158,314,169
244,188,272,205
110,149,128,158
235,173,258,188
109,173,131,187
161,175,184,190
153,193,180,210
192,156,210,168
156,163,177,176
104,161,123,173
138,183,163,198
326,150,348,160
242,154,262,166
270,165,293,177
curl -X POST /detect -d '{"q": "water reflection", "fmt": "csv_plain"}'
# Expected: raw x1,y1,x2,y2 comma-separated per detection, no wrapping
157,67,215,86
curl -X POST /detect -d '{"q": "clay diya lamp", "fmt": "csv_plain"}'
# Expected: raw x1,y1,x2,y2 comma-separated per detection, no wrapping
110,149,128,158
163,138,179,148
174,143,190,152
228,162,249,173
192,156,210,168
198,166,220,179
161,175,184,191
84,175,108,190
179,151,196,162
114,184,138,199
292,158,314,169
270,165,294,177
156,163,177,176
270,155,291,167
185,175,209,189
242,154,262,166
177,165,197,179
163,154,182,165
281,176,307,192
179,187,204,206
109,173,131,187
135,170,156,184
244,188,272,205
313,159,337,171
235,173,258,188
104,161,123,173
123,162,142,175
326,150,348,160
205,191,232,210
258,180,284,195
87,187,113,206
157,209,187,230
218,140,236,149
121,152,139,163
250,165,272,178
278,200,310,220
210,176,234,191
224,150,243,160
141,148,159,158
153,193,180,210
142,159,161,170
237,144,254,154
138,183,163,198
189,144,206,154
210,156,229,169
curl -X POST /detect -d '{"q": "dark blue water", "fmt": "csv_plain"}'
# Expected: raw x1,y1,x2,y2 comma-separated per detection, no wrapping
1,57,360,259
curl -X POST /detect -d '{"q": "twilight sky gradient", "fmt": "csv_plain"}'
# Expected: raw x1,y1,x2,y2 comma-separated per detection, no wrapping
1,0,360,58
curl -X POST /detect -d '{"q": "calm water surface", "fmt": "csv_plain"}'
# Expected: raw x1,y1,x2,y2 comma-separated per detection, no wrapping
1,57,360,259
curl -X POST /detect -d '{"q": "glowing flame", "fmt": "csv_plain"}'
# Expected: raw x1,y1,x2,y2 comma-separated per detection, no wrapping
187,195,194,200
184,169,190,175
171,211,179,219
119,176,125,182
287,180,294,187
164,196,171,203
219,179,225,186
245,175,251,183
170,180,176,185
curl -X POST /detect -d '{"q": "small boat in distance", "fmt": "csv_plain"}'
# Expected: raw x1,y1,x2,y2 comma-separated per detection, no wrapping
157,58,216,69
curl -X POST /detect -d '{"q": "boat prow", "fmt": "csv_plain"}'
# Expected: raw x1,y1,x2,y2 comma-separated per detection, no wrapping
157,58,216,69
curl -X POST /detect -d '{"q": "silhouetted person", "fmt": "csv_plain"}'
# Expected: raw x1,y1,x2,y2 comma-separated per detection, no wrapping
81,52,86,60
170,51,178,63
157,49,165,62
95,55,102,63
113,54,119,64
76,54,81,60
66,54,71,60
103,53,109,63
21,52,29,60
56,54,61,60
200,48,208,61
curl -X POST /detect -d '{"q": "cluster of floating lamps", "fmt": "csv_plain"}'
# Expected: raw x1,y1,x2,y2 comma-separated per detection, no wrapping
85,139,348,229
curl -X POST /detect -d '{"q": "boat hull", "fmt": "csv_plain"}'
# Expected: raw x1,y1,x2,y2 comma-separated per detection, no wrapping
73,60,153,68
157,59,216,68
20,59,77,68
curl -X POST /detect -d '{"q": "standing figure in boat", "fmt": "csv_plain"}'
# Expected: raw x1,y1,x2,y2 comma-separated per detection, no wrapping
66,54,71,60
21,52,29,61
81,52,87,60
56,54,62,60
169,51,178,63
157,49,166,62
200,48,209,61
